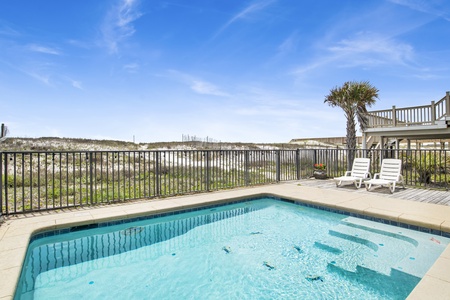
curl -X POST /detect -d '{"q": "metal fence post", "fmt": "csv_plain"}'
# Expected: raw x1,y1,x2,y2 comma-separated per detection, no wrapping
155,152,161,197
276,150,281,182
89,152,93,205
205,151,210,191
0,152,2,217
245,151,250,186
296,149,300,180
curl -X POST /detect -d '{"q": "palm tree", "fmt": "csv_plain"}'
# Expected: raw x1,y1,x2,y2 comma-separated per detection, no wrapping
324,81,379,168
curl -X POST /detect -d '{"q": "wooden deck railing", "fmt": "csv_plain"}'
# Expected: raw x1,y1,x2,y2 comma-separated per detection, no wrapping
366,92,450,128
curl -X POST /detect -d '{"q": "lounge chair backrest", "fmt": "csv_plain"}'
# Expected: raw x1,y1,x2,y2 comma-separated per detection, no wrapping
350,158,371,178
379,159,402,181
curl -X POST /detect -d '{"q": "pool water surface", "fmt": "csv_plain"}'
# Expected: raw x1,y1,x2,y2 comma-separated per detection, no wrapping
15,198,450,299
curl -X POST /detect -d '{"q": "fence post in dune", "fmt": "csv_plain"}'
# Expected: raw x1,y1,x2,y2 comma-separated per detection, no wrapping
0,152,3,216
276,150,281,182
296,149,301,180
244,151,250,186
313,149,318,167
89,152,93,205
155,151,161,197
4,153,8,214
205,150,211,191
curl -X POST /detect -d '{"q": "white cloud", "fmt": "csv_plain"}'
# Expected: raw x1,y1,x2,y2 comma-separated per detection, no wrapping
70,79,83,90
388,0,450,20
123,63,139,73
67,39,92,49
101,0,143,53
166,70,230,97
213,0,276,39
190,80,228,97
26,71,52,86
28,44,61,55
293,32,415,76
328,32,414,65
0,24,20,36
277,32,298,56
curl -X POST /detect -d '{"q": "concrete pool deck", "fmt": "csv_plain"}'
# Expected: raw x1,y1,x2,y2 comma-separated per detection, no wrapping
1,181,450,299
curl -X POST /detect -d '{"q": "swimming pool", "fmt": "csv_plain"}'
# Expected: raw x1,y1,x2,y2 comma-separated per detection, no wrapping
14,197,450,299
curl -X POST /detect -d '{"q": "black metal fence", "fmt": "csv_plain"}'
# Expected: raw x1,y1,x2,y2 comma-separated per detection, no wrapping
1,148,449,215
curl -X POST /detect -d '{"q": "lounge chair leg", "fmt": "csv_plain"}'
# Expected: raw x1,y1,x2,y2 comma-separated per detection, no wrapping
389,183,396,194
365,183,371,191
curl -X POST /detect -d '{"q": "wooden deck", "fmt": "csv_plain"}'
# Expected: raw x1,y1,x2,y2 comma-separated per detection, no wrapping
297,179,450,206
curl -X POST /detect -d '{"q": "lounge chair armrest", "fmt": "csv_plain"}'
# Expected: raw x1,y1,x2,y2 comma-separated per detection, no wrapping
344,171,352,176
364,172,372,179
373,173,380,179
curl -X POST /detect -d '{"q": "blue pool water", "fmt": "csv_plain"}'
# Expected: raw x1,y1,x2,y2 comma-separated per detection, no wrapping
15,198,450,299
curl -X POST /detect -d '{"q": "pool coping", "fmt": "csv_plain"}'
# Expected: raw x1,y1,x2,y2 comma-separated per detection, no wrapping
1,182,450,299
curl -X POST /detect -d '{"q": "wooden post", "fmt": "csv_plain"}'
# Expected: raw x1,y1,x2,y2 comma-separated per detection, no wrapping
446,91,450,117
431,101,436,124
380,136,384,163
362,133,367,153
392,106,397,126
395,139,399,159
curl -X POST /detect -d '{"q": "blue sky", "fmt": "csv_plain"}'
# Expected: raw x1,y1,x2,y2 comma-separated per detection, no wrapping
1,0,449,143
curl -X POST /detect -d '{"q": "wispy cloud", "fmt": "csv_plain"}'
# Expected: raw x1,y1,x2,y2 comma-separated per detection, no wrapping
28,44,61,55
190,80,228,96
0,58,53,86
123,63,139,73
166,70,230,97
213,0,276,39
0,24,20,36
67,78,83,90
328,32,414,66
293,32,414,75
24,70,52,86
388,0,450,21
277,31,299,57
67,39,92,49
101,0,143,53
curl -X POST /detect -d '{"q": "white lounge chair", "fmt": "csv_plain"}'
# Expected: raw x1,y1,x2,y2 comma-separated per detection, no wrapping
333,158,371,188
364,159,405,194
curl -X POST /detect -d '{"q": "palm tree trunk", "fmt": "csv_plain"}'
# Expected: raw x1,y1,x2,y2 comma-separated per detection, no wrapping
346,114,357,170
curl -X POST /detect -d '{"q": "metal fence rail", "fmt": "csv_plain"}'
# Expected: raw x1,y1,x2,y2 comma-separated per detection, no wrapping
1,149,449,215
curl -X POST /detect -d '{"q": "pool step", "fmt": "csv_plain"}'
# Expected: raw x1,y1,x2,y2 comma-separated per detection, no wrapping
315,218,417,276
336,217,448,278
327,262,421,297
392,235,447,278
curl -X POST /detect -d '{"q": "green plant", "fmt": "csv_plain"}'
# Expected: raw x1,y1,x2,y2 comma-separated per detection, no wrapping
413,153,438,184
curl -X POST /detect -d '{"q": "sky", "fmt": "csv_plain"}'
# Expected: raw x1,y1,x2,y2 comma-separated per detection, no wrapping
1,0,450,143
